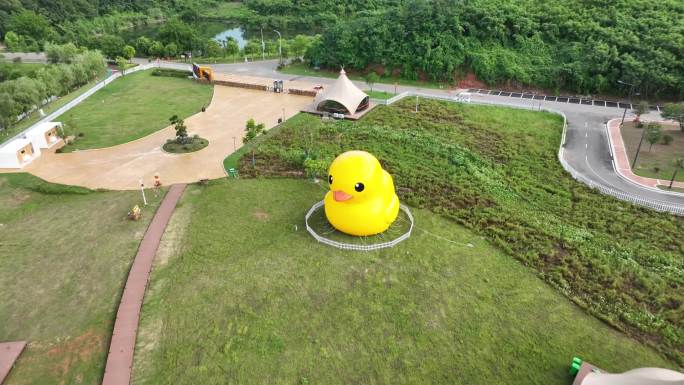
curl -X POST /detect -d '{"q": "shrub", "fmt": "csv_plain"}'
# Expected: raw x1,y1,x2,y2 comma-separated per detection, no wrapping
303,158,330,178
151,68,191,78
661,134,673,145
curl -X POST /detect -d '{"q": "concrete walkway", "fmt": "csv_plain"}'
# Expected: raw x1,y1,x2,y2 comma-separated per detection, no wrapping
22,85,312,190
606,119,684,190
102,184,186,385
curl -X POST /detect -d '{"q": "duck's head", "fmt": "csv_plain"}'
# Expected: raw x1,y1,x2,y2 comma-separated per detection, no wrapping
327,151,383,203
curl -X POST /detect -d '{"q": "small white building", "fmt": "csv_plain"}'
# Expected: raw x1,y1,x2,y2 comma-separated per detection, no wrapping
0,136,40,169
0,121,61,169
26,122,62,149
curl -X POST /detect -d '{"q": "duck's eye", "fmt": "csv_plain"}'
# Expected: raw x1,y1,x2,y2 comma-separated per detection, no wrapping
328,175,333,184
354,182,365,192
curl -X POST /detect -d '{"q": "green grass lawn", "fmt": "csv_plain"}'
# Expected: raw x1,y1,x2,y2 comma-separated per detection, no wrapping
279,62,451,90
132,179,673,385
59,70,213,152
366,90,395,100
0,70,107,146
0,173,163,385
621,122,684,182
238,100,684,365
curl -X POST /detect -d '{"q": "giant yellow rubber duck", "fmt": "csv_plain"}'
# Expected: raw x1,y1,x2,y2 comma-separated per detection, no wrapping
324,151,400,236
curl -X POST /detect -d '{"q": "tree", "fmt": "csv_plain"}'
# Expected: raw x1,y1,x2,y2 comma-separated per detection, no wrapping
0,92,18,131
645,122,662,152
632,101,649,123
661,103,684,131
224,38,239,59
157,19,199,52
149,41,165,58
205,39,222,58
3,31,22,51
135,36,152,56
290,34,313,59
244,39,262,58
99,34,125,59
164,42,178,58
169,115,189,143
116,56,128,74
7,10,52,42
45,42,79,64
365,72,380,92
122,45,135,61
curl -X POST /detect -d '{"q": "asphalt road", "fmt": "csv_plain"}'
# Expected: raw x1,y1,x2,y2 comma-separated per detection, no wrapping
209,60,684,207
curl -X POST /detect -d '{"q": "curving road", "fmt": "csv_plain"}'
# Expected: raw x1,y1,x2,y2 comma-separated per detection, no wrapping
206,59,684,208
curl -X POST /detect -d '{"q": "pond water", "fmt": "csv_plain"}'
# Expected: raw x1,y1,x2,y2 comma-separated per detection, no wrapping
212,27,248,49
124,21,305,50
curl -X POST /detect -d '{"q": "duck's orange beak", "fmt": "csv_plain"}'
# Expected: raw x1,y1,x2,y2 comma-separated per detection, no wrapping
333,190,353,202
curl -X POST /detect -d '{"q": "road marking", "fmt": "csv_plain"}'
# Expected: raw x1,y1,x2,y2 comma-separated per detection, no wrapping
585,143,588,149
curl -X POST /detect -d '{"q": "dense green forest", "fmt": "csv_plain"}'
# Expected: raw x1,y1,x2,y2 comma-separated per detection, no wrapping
1,0,683,97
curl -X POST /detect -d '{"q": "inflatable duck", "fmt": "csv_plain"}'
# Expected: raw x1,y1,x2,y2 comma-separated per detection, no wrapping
324,151,400,236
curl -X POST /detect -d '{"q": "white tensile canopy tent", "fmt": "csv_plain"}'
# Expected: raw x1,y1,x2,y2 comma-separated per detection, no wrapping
313,69,369,115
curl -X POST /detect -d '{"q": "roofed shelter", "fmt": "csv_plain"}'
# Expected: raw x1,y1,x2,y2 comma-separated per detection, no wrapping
313,69,369,115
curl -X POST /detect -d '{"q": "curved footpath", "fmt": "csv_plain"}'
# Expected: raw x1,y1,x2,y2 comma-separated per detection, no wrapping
102,184,186,385
207,60,684,212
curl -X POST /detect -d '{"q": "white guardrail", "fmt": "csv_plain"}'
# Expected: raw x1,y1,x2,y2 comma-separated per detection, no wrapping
305,200,415,251
380,92,684,216
8,62,191,144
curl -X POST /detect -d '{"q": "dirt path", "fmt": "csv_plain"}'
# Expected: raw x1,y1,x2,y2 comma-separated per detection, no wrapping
101,184,186,385
23,86,311,190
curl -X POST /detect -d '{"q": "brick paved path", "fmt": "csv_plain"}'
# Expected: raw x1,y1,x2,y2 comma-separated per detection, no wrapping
102,184,186,385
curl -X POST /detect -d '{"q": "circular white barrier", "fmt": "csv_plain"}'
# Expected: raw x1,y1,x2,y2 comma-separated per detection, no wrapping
304,200,414,251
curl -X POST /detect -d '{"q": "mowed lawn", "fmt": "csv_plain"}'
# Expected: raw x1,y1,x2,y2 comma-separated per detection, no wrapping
621,121,684,182
59,70,213,152
132,179,673,385
0,174,162,385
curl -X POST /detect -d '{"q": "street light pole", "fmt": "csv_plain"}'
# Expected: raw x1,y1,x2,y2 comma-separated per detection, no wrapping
273,29,282,65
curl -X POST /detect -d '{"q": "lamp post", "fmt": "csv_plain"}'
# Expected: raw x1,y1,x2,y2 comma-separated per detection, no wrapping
617,80,635,126
260,28,265,61
273,29,282,65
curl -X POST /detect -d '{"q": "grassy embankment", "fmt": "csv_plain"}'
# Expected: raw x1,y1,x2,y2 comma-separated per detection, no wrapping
131,178,674,385
0,173,163,384
59,70,213,152
235,99,683,365
621,121,684,182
